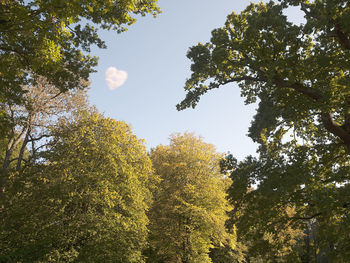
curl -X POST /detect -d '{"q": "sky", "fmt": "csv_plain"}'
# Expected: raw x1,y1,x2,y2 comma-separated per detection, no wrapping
88,0,303,160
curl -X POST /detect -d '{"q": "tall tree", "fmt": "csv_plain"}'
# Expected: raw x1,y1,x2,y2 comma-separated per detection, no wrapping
148,133,235,263
0,110,155,262
177,0,350,261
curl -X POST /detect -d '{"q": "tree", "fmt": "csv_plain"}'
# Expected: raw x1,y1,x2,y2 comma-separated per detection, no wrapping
0,0,160,109
209,242,246,263
0,78,88,209
177,0,350,151
0,111,155,262
1,78,88,171
221,155,306,263
148,133,235,263
177,0,350,261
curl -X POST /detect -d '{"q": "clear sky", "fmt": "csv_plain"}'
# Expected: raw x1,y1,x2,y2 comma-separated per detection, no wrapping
88,0,303,160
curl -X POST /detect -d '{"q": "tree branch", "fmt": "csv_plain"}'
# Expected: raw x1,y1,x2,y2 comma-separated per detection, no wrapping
27,134,51,142
50,91,63,100
321,113,350,151
271,77,350,151
16,128,30,171
209,75,267,90
333,21,350,50
273,77,322,101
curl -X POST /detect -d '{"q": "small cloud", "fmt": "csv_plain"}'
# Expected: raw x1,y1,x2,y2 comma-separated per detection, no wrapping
105,67,128,90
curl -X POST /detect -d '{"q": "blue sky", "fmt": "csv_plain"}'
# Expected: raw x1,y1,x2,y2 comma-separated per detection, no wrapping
88,0,303,160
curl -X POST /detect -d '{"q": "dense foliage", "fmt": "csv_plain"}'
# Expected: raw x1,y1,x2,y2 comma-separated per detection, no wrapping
0,79,88,210
1,0,349,261
148,133,234,263
178,0,350,261
0,111,154,262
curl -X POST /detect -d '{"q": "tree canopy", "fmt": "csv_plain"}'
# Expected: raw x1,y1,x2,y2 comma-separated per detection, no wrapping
177,0,350,151
0,0,160,105
0,78,88,209
1,0,349,261
178,0,350,261
0,111,155,262
148,133,234,263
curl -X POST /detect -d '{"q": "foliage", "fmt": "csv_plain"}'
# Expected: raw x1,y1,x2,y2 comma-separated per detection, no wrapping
220,155,305,262
148,133,235,263
0,111,155,262
224,148,349,261
177,0,350,151
0,0,160,105
0,78,88,209
1,77,88,167
178,0,350,261
209,242,246,263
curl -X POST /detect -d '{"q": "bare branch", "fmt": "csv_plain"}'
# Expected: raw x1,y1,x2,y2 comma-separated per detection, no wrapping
27,134,52,142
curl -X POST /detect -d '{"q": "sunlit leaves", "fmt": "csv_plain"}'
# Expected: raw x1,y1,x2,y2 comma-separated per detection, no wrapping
0,111,154,262
148,133,234,263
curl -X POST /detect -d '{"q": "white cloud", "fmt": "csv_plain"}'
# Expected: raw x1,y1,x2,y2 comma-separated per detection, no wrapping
105,67,128,90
